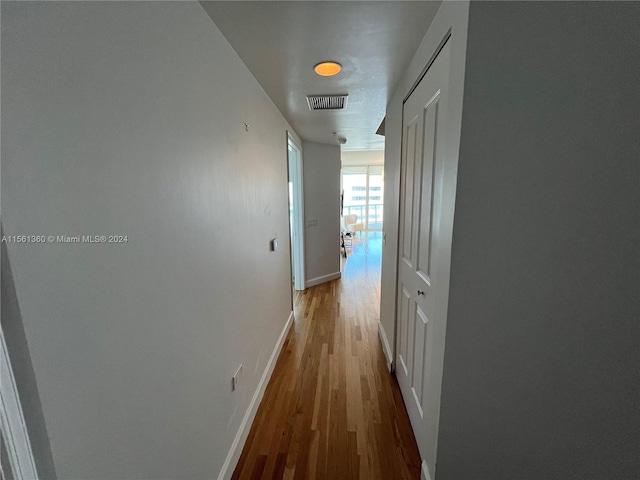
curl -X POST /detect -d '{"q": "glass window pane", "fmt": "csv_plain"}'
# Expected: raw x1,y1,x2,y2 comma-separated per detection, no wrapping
367,173,384,230
341,165,385,231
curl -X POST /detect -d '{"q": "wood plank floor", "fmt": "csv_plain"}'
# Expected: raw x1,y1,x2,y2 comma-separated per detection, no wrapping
232,234,422,480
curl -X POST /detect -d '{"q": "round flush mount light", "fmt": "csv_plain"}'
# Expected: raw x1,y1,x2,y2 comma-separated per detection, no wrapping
314,61,342,77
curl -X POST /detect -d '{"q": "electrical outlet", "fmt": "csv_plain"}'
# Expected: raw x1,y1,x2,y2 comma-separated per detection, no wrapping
231,364,243,391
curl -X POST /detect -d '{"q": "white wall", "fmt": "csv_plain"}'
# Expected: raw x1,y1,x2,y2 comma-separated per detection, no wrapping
302,141,341,287
436,3,640,479
1,2,300,478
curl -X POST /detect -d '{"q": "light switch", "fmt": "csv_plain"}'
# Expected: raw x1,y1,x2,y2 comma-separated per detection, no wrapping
271,238,278,251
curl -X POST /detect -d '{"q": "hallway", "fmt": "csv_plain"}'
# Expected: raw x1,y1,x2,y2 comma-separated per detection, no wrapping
233,234,421,479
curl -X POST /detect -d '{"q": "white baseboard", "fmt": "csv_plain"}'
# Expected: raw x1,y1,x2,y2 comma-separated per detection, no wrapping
217,311,294,480
378,321,393,373
421,460,432,480
304,271,341,288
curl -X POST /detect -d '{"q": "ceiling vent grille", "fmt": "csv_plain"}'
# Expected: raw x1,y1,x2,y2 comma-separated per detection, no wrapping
306,94,348,111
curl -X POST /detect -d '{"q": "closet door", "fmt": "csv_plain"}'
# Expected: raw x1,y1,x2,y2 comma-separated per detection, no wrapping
396,38,452,474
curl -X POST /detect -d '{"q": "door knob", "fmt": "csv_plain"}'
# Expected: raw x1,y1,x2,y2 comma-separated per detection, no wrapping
418,290,425,296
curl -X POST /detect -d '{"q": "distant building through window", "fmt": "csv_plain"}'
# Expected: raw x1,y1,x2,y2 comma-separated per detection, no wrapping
341,165,384,231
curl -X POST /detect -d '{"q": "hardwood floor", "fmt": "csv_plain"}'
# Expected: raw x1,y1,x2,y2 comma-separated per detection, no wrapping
232,233,422,480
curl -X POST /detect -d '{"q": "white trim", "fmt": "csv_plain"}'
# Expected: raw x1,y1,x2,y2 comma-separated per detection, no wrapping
0,330,38,480
304,271,341,289
287,135,306,291
421,459,432,480
378,321,393,372
217,311,294,480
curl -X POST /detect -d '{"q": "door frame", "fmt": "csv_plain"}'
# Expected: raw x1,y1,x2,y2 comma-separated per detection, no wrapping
0,327,39,480
287,134,305,291
393,38,449,480
390,13,468,475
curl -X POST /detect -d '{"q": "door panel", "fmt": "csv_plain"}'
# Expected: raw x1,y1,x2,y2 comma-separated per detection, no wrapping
411,305,429,418
416,95,440,284
398,286,411,377
395,38,452,472
401,120,418,265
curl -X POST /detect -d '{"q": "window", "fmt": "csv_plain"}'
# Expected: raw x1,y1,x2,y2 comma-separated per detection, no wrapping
341,165,384,231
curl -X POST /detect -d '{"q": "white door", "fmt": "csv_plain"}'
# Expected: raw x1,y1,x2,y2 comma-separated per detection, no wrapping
395,39,452,475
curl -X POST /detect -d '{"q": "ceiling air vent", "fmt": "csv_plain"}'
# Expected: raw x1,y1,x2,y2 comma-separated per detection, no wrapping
306,94,348,111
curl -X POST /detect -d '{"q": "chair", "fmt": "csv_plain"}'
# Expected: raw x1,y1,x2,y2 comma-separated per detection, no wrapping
340,216,352,257
343,214,364,237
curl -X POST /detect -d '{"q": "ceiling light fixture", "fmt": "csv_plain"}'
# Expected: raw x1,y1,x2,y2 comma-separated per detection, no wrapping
314,61,342,77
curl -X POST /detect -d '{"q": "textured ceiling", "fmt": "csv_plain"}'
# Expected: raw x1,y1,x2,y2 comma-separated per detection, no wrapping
200,1,442,151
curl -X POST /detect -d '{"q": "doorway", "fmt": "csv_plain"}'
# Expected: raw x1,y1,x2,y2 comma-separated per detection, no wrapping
287,135,305,291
